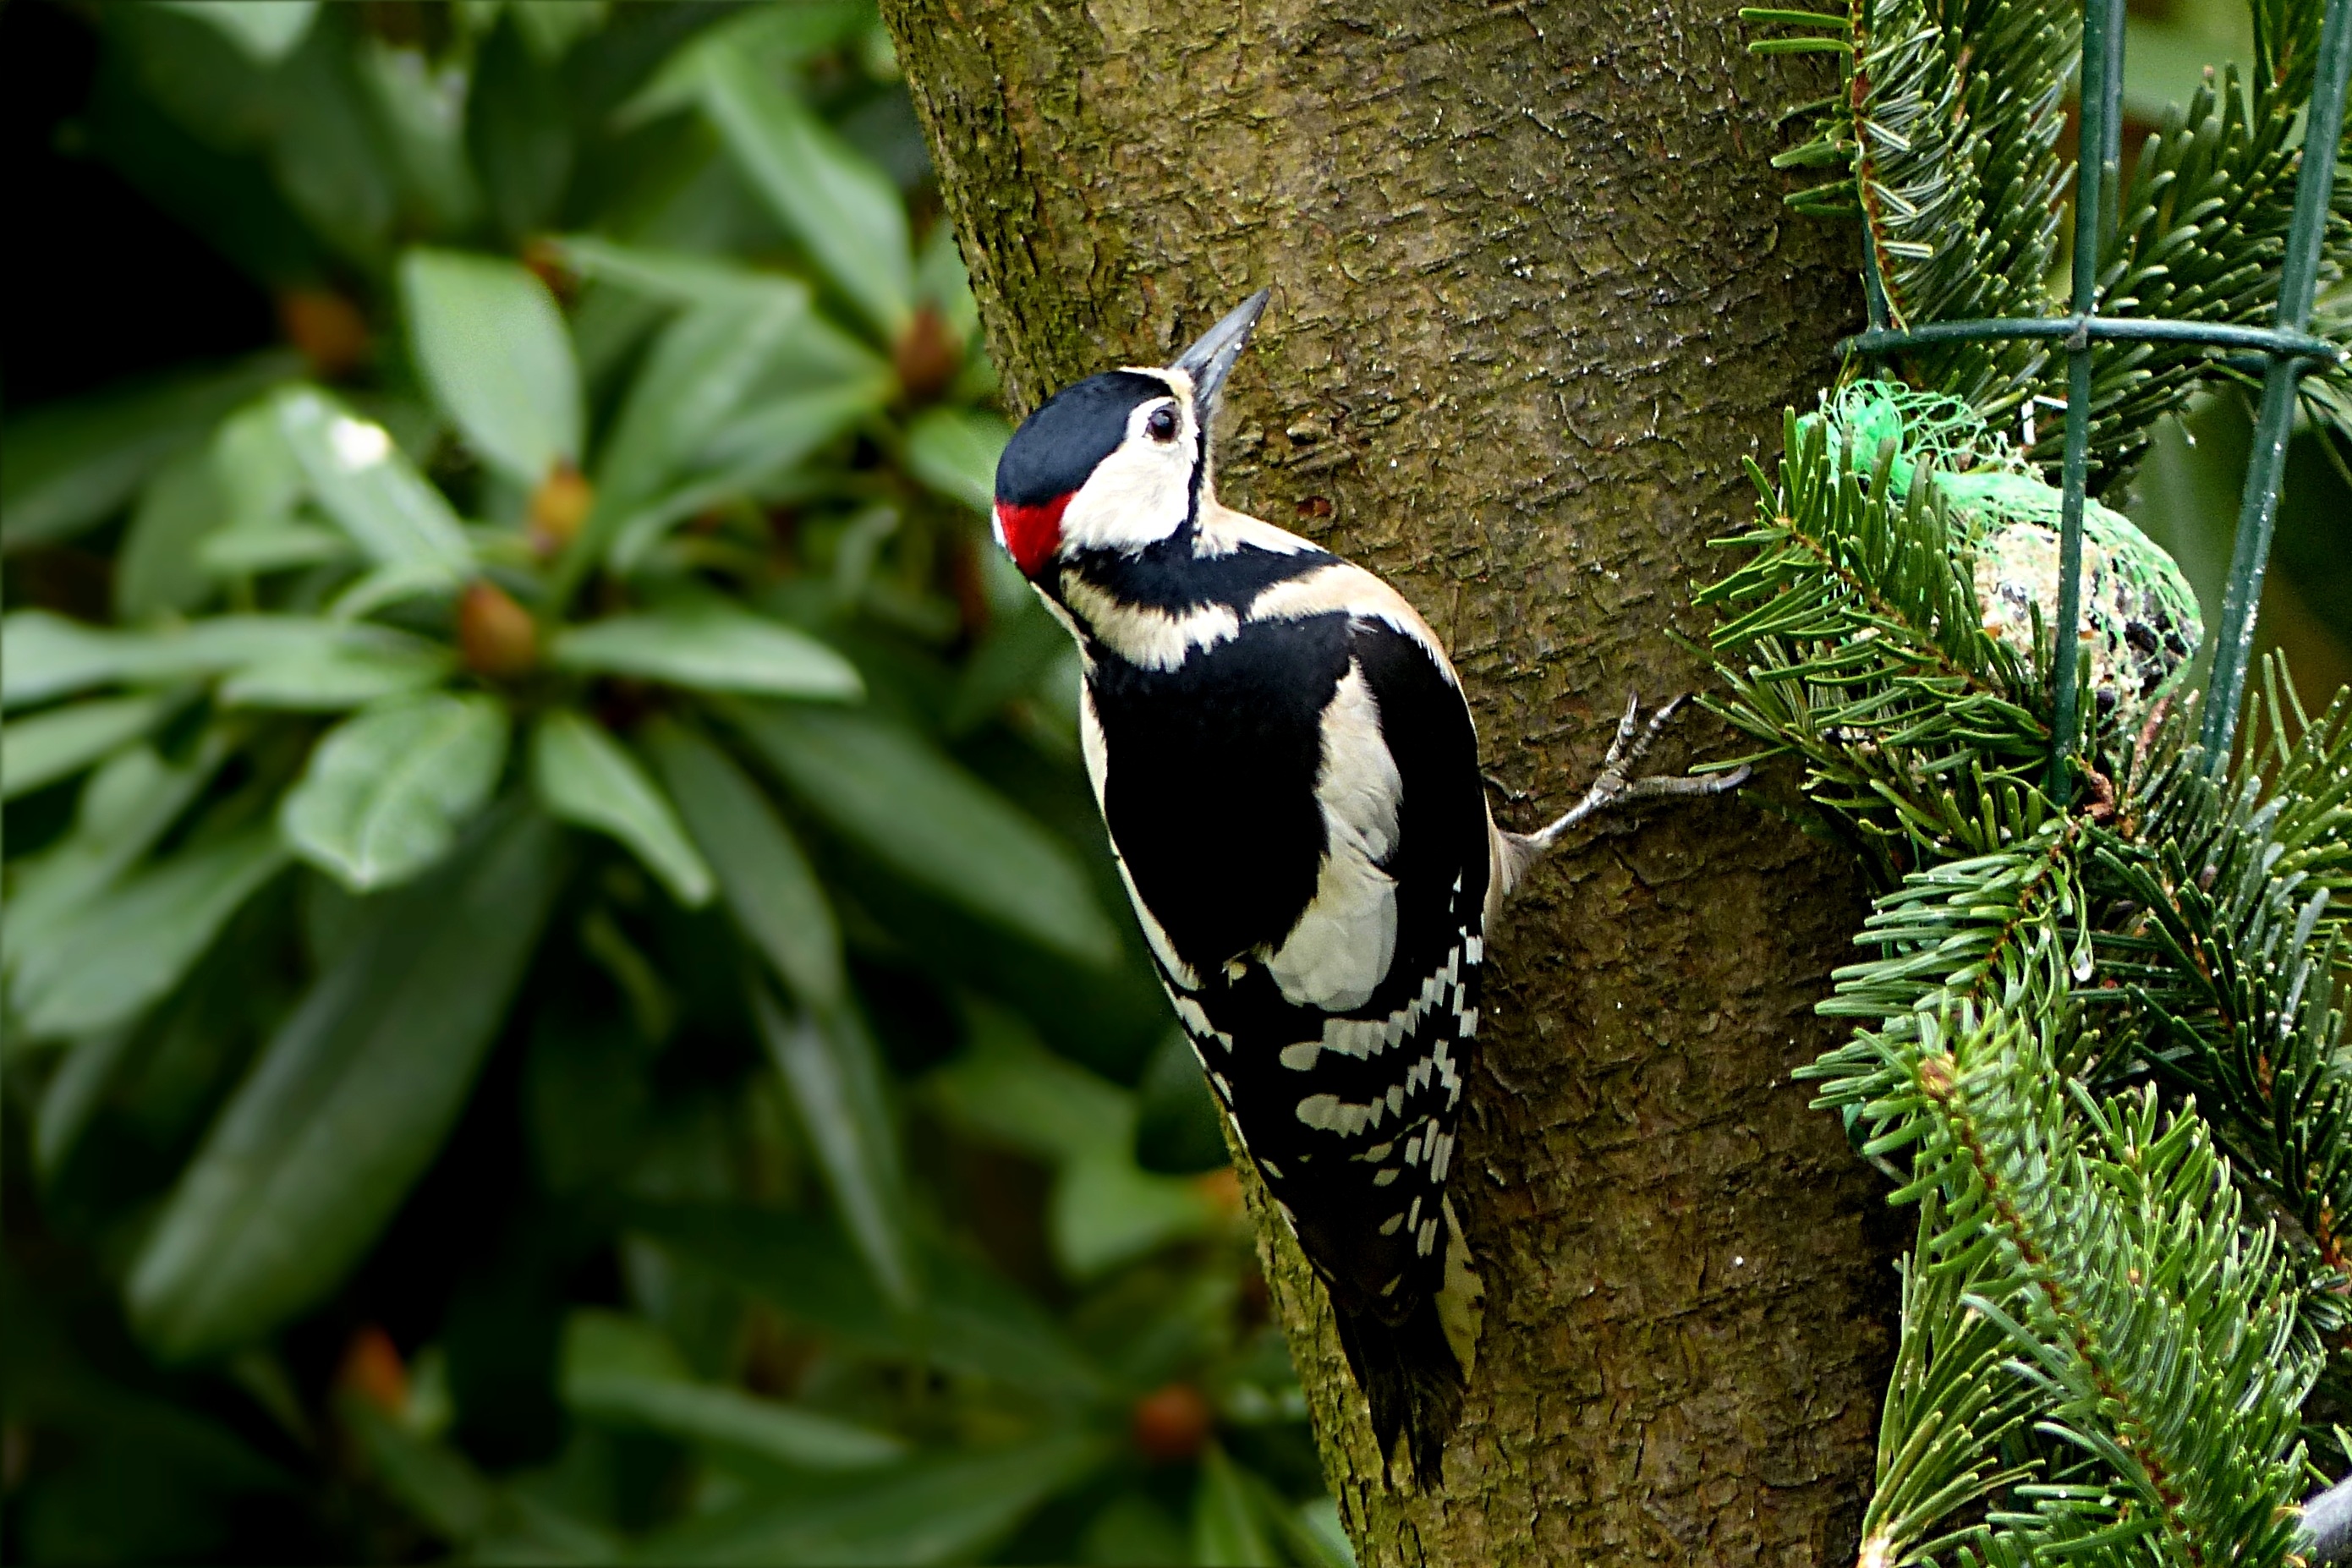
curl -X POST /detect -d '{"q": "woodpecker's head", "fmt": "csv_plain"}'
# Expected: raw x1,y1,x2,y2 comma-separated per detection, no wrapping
992,289,1269,578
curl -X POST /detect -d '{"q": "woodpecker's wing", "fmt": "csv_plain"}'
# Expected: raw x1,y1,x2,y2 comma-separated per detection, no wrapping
1150,573,1491,1322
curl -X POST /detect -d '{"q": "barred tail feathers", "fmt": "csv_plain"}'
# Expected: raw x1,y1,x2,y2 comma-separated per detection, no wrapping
1330,1291,1466,1485
1328,1201,1483,1486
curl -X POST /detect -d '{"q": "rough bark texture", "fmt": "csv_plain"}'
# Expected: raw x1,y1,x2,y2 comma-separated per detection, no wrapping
879,3,1897,1560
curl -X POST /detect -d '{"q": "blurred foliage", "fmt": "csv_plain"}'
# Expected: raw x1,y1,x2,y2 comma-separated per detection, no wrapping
0,3,1349,1562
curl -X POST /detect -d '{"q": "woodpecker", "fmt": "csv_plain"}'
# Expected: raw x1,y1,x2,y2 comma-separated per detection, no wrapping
991,291,1744,1484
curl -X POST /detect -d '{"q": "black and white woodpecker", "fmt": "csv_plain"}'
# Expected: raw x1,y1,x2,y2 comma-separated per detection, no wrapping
991,291,1745,1484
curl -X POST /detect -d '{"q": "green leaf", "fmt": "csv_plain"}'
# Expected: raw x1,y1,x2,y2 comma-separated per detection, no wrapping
577,1379,908,1472
326,560,462,622
116,446,225,622
549,237,810,312
280,694,509,891
613,3,869,127
505,0,610,60
606,385,882,567
262,25,399,265
1053,1148,1222,1281
35,1026,141,1178
467,14,573,244
150,0,318,63
530,710,714,906
567,293,812,587
697,386,879,477
927,1003,1131,1166
339,1398,495,1543
3,739,227,979
359,41,481,233
562,1308,692,1381
400,249,581,489
1135,1028,1230,1175
345,1391,634,1560
1192,1445,1282,1568
902,408,1009,516
946,599,1072,735
646,721,844,1008
218,638,450,710
1,694,177,803
1,354,300,551
273,387,470,577
751,987,918,1312
212,397,307,528
561,1311,906,1471
633,1431,1108,1566
127,804,563,1361
928,1010,1220,1278
626,1202,1105,1397
198,521,354,577
728,704,1118,964
1,610,401,709
594,295,813,513
1286,1497,1357,1568
551,600,863,700
1082,1493,1192,1565
8,825,289,1040
699,47,913,339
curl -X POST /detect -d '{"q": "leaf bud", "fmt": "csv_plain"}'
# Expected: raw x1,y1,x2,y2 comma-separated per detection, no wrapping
892,303,961,408
1130,1381,1214,1463
277,288,370,381
458,579,540,678
530,463,595,553
337,1324,408,1416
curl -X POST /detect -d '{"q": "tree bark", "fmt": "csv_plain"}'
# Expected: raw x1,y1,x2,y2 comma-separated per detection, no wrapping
880,3,1895,1560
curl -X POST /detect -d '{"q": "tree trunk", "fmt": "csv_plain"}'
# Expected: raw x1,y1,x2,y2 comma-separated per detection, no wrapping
880,3,1895,1560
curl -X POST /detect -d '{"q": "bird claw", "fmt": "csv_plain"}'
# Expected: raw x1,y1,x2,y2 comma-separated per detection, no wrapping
1519,693,1747,853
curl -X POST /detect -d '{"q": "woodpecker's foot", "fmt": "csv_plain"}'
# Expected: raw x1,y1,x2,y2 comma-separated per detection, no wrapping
1516,693,1748,855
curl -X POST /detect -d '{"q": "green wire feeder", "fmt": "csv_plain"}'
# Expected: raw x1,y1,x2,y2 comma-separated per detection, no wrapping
1806,381,2204,743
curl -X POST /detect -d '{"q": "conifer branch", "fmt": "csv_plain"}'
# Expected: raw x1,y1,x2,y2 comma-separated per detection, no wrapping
1905,1017,2316,1563
1746,0,2350,488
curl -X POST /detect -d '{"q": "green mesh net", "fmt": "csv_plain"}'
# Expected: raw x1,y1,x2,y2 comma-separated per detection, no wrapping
1803,381,2205,738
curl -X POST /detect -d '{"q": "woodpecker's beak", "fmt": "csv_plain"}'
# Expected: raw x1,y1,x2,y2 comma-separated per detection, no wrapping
1171,288,1269,429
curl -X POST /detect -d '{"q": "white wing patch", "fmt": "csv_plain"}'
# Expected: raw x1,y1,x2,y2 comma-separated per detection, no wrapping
1264,661,1400,1012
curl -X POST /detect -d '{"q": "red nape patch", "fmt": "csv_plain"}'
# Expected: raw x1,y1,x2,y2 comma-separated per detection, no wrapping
993,494,1071,577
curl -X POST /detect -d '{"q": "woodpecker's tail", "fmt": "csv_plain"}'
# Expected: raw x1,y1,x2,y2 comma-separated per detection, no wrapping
1330,1292,1466,1486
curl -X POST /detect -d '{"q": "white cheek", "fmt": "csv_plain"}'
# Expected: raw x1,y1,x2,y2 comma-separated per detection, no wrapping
1059,440,1192,553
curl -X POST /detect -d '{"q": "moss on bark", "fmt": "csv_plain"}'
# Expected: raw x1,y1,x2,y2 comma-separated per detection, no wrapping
881,2,1899,1559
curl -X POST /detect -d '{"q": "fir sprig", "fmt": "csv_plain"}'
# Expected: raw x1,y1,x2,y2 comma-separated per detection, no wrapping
1697,409,2049,877
1893,1012,2316,1565
1725,2,2350,1550
2085,677,2352,1292
1744,0,2349,487
1856,1191,2039,1568
1702,406,2351,1561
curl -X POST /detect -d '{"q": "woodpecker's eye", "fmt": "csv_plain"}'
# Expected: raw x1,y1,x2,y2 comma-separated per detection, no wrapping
1145,404,1179,442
